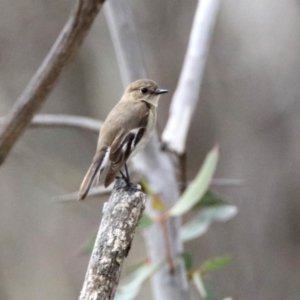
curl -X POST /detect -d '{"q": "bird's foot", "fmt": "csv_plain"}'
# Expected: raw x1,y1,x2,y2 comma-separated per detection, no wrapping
115,178,142,192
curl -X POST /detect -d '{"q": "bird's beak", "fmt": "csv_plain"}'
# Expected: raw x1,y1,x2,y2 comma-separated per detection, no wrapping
155,89,168,95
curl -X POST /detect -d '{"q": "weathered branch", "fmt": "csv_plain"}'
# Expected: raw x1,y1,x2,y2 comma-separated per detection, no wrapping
32,114,102,132
0,114,102,133
104,1,147,85
79,179,146,300
55,185,113,202
162,0,220,154
0,0,106,165
105,1,190,299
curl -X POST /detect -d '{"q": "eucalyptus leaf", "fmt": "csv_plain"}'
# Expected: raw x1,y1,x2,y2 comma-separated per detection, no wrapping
182,252,193,271
115,261,162,300
128,259,148,273
193,273,217,300
139,179,155,196
195,190,226,208
200,255,233,274
137,215,153,230
192,272,207,298
114,285,140,300
169,147,219,216
204,287,217,300
180,205,237,242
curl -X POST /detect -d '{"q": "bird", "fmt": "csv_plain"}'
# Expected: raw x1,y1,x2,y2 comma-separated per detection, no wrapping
78,79,168,200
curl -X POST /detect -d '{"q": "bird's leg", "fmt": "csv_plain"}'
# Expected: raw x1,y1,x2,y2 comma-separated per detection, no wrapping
115,170,129,190
120,165,131,187
124,165,143,192
117,165,142,192
124,163,131,183
119,170,129,183
117,165,141,192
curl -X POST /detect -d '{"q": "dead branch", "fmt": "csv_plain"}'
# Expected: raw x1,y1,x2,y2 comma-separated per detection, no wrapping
0,114,102,133
55,185,113,202
79,179,146,300
104,1,147,85
31,114,102,132
162,0,220,154
0,0,106,165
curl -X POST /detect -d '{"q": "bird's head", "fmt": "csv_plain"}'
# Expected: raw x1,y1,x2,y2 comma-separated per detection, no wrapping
124,79,168,107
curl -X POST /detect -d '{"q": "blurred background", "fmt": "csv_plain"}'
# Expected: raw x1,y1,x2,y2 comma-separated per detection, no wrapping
1,0,300,299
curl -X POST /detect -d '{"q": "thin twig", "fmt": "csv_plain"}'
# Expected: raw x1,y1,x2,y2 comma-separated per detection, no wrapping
79,179,146,300
162,0,220,154
31,114,102,132
0,114,102,133
0,0,106,165
54,184,113,203
160,217,175,273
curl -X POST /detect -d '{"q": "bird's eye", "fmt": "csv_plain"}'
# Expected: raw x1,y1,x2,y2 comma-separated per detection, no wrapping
140,87,148,94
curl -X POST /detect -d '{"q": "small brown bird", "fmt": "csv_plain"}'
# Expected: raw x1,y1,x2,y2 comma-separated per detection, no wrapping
78,79,168,200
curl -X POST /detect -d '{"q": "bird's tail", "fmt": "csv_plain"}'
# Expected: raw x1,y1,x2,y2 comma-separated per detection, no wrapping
78,148,107,200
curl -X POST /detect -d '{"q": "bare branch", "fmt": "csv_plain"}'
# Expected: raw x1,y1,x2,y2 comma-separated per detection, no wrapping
0,0,106,165
162,0,220,154
79,179,146,300
55,185,113,202
104,1,147,85
105,1,190,299
31,114,102,133
0,114,102,134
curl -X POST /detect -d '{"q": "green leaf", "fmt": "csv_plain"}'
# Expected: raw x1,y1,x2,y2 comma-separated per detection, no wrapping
114,285,140,300
180,205,237,242
200,255,233,274
192,272,207,298
203,285,217,300
195,190,226,208
128,258,149,273
115,261,162,300
80,233,97,255
182,252,193,271
137,215,153,230
139,179,155,196
169,146,219,216
192,272,217,300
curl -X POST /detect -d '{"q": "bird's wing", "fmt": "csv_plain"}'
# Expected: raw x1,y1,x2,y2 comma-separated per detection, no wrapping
104,105,149,187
